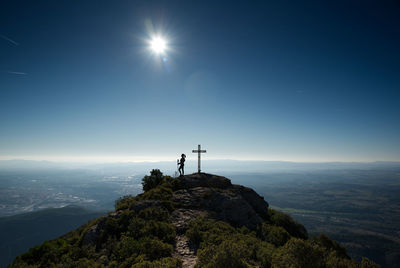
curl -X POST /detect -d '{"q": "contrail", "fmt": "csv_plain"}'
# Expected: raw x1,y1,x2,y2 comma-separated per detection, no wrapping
0,34,19,46
7,71,27,75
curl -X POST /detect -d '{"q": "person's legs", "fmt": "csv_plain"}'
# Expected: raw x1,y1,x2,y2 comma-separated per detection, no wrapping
178,166,182,175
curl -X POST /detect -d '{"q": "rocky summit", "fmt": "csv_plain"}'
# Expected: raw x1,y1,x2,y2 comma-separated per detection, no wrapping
11,171,379,268
172,173,270,231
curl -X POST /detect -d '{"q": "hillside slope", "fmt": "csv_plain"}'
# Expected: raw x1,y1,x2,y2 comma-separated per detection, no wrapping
0,205,105,268
11,172,379,267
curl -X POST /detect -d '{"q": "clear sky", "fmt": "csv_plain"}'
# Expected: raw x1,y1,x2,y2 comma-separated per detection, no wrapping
1,0,399,162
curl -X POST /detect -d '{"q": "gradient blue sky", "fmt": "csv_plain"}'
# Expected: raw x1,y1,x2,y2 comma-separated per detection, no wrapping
1,0,399,162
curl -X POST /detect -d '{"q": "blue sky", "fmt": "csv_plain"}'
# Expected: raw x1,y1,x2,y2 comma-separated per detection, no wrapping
1,0,399,162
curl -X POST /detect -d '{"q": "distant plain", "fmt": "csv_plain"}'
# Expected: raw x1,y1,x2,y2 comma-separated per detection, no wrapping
0,160,399,267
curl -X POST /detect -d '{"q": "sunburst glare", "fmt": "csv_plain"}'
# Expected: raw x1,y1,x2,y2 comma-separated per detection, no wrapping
149,36,167,54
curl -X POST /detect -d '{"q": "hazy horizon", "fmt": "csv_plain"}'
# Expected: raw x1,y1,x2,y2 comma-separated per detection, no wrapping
2,156,400,164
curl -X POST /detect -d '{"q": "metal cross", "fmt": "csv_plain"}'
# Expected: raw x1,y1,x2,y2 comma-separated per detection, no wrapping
192,144,206,173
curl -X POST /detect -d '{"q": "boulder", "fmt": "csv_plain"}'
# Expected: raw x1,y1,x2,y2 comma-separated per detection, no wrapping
179,173,232,189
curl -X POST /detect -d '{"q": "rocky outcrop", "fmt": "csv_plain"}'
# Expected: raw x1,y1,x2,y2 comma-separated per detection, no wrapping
173,173,269,230
83,173,269,247
179,173,232,189
169,173,270,267
231,184,269,220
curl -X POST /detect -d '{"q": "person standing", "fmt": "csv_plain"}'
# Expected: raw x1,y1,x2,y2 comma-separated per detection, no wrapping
178,154,186,176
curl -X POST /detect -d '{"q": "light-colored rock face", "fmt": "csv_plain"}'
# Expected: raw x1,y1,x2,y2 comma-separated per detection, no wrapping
173,173,269,230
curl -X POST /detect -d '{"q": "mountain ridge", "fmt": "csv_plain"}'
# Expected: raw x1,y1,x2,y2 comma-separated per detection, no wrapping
11,171,379,267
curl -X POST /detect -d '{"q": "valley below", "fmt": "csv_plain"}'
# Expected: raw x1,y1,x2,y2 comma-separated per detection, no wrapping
1,162,399,267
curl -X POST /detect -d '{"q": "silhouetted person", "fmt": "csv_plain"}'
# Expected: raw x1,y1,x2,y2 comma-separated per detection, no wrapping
178,154,186,176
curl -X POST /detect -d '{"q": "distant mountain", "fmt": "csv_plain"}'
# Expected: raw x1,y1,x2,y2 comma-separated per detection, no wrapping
10,171,379,267
0,205,106,268
1,159,399,174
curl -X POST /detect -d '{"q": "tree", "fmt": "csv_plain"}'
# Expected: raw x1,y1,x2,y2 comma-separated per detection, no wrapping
142,169,165,192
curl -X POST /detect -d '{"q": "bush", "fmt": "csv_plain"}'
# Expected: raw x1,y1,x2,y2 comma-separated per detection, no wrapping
137,186,173,202
260,223,290,247
14,239,71,267
139,207,170,221
311,234,349,259
198,241,249,268
139,220,176,243
271,238,324,268
187,218,277,267
115,195,136,211
142,169,165,192
325,251,358,268
131,257,182,268
119,236,140,260
361,257,380,268
268,208,308,239
139,238,173,260
256,242,276,268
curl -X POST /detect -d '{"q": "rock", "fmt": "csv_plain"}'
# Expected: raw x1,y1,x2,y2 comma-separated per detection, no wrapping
232,185,269,220
173,235,198,268
172,174,269,230
179,173,232,189
170,208,209,234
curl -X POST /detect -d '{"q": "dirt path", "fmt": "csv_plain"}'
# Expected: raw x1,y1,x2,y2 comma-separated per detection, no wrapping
170,208,208,267
173,234,197,268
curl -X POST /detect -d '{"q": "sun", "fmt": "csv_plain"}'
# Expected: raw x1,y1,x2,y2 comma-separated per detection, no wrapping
150,37,167,54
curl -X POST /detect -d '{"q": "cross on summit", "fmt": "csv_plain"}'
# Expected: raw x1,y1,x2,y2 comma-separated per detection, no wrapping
192,144,206,173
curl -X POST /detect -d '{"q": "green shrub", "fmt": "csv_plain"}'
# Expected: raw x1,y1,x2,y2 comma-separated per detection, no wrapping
162,176,184,191
271,237,324,268
137,186,173,202
14,239,71,267
361,257,380,268
268,208,308,239
131,257,182,267
119,236,140,260
256,242,276,268
311,234,349,259
115,195,136,211
198,241,249,268
142,169,165,192
186,218,236,246
325,251,358,268
187,218,278,267
138,237,173,260
139,207,170,221
260,223,290,247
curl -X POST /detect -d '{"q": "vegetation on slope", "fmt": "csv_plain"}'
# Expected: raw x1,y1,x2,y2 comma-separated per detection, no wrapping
12,169,379,268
